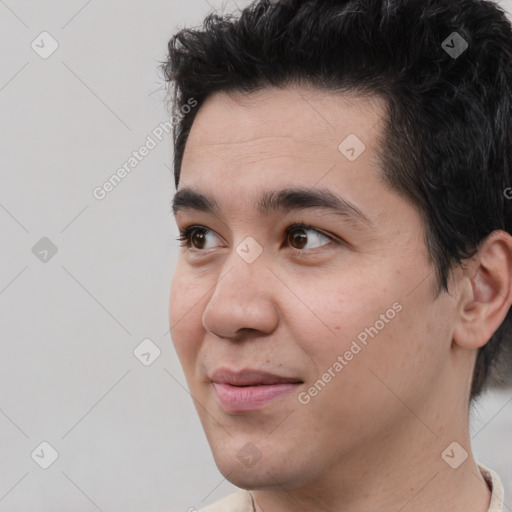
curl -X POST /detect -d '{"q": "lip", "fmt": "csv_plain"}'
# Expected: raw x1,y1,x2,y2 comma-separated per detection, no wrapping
209,368,303,413
210,368,303,386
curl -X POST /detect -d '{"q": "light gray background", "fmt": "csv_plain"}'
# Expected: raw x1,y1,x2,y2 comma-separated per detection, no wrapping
0,1,511,510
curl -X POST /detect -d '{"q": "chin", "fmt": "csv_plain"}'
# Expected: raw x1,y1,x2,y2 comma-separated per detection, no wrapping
221,470,273,490
211,446,304,490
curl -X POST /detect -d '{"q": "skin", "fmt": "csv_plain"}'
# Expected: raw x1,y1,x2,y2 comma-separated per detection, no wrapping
169,85,512,512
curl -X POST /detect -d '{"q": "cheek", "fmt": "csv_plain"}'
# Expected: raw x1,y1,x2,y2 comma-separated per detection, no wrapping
336,284,454,407
285,269,395,364
286,280,431,431
169,269,206,364
285,265,447,416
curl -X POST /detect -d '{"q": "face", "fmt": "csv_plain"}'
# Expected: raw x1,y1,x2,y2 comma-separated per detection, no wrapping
169,86,460,490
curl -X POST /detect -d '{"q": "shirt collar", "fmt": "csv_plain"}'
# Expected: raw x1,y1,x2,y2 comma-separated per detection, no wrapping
478,463,505,512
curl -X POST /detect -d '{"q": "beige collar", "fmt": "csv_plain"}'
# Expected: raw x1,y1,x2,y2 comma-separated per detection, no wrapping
479,463,505,512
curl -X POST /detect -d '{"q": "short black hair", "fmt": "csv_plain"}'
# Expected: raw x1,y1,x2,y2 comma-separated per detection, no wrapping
161,0,512,400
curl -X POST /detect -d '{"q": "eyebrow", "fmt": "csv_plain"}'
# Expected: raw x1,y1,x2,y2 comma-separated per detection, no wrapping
171,187,373,227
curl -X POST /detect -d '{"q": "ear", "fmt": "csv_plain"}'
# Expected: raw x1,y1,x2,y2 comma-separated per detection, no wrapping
453,230,512,350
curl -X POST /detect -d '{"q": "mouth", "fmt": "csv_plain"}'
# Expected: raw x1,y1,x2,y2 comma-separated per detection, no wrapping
209,368,304,413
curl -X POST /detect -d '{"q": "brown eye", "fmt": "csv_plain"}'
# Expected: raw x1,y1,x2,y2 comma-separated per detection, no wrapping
286,225,332,251
177,226,222,250
190,229,207,249
288,227,308,249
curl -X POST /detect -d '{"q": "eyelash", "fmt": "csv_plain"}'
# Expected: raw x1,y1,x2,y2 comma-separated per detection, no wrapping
175,222,341,255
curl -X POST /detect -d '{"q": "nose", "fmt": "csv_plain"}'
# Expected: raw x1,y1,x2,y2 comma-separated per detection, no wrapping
201,251,279,340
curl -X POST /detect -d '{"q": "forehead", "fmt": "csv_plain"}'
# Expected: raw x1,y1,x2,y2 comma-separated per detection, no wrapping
183,85,386,155
178,86,389,220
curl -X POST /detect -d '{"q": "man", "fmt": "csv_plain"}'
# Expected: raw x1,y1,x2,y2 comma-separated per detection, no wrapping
164,0,512,510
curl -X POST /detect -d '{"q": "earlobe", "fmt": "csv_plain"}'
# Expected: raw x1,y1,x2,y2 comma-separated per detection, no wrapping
452,230,512,350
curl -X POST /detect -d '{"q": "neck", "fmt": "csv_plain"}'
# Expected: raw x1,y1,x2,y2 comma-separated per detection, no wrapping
251,447,490,512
